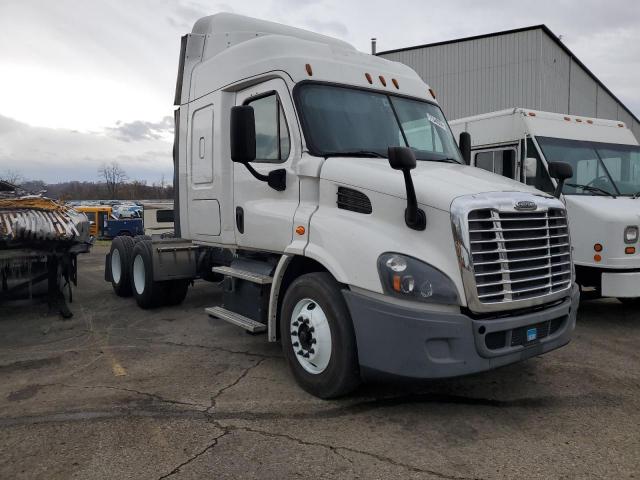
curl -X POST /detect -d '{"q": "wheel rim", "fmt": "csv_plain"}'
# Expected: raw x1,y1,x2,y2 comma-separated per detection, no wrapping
111,249,122,284
290,298,332,374
133,254,145,295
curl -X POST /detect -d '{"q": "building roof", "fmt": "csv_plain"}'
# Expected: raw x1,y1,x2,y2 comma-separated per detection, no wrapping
377,25,639,125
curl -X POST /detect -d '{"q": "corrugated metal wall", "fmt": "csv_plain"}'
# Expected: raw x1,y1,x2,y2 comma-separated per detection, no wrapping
379,28,640,140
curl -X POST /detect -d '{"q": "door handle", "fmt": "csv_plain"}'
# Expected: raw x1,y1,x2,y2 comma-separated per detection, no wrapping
235,207,244,234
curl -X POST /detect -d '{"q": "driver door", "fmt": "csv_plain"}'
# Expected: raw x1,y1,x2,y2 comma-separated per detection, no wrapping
233,79,300,252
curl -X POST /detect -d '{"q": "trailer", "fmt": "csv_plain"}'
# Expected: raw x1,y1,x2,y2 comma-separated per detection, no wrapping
451,108,640,302
1,194,91,317
105,14,579,398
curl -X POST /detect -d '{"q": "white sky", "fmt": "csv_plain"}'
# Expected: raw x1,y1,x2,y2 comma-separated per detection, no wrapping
0,0,638,183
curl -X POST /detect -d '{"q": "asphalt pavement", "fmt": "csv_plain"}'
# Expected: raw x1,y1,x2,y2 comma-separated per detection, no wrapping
1,245,639,479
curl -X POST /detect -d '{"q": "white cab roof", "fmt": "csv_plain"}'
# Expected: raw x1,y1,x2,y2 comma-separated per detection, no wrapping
451,108,638,146
183,13,433,105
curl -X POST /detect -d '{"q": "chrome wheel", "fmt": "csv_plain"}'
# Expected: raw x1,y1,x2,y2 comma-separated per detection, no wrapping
133,254,145,295
111,248,121,284
290,298,332,374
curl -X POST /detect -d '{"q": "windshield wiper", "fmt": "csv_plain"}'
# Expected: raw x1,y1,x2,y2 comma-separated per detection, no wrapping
323,150,386,158
566,183,617,198
425,157,459,163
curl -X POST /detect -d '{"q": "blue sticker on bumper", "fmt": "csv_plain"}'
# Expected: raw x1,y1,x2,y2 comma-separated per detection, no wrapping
527,328,538,342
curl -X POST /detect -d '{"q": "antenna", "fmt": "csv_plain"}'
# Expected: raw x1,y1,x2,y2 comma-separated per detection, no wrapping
371,37,377,55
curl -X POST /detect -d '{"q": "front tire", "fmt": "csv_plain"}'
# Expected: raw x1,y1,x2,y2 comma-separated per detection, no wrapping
280,272,360,399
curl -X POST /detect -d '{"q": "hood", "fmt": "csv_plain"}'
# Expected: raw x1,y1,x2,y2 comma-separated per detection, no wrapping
320,157,548,210
565,195,640,222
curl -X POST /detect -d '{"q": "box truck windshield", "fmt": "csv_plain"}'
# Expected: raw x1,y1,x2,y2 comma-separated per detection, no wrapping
537,137,640,197
295,83,463,163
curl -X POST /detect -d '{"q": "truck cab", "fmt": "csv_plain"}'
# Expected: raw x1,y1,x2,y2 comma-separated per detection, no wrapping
451,109,640,302
107,15,579,398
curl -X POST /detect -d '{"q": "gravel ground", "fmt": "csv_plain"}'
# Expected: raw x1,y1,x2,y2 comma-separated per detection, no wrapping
0,245,639,479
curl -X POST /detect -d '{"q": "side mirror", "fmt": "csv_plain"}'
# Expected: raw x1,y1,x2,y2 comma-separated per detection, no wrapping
524,157,537,179
548,161,573,199
459,131,471,165
229,106,286,191
230,106,256,163
388,147,426,231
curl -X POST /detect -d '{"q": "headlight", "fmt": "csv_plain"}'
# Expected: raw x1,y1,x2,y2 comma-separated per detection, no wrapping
624,226,638,244
377,253,460,305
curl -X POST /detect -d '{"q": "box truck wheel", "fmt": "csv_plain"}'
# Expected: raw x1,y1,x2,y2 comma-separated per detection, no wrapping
618,297,640,305
130,241,166,309
280,272,360,398
109,236,135,297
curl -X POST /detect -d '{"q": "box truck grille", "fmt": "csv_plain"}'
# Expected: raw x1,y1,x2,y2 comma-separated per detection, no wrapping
468,208,571,304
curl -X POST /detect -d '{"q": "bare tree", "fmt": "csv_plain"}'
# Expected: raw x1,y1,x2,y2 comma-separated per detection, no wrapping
0,169,24,186
99,161,128,198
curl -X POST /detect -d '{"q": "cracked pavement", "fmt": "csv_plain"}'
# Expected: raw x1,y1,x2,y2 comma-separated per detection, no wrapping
1,246,639,479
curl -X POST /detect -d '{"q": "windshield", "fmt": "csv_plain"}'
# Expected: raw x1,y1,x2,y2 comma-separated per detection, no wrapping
294,83,463,163
537,136,640,196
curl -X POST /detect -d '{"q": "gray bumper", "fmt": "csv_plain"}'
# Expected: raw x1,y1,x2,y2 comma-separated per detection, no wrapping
343,284,579,379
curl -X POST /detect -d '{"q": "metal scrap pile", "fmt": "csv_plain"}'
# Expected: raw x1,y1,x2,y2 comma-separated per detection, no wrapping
0,197,90,245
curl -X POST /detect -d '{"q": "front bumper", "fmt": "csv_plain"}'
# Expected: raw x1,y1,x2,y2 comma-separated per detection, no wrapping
602,271,640,298
343,284,579,379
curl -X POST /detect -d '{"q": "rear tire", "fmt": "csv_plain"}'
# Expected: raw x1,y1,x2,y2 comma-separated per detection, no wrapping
130,241,166,309
109,236,135,297
280,272,360,399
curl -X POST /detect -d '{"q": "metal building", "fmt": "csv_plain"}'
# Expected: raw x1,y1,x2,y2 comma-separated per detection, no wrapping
378,25,640,139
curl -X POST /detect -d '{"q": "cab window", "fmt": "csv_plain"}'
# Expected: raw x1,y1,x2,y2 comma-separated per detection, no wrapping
246,93,290,163
474,149,516,179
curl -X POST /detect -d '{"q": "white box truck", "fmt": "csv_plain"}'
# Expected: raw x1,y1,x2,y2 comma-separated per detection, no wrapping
105,15,579,398
451,109,640,303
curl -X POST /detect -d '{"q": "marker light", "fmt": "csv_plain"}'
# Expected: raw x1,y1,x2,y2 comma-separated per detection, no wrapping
564,116,571,121
528,112,536,117
429,88,436,99
378,75,387,87
594,254,602,262
594,243,603,252
365,72,372,84
576,118,583,123
295,225,305,236
392,78,399,89
305,64,313,76
624,226,639,244
626,247,636,255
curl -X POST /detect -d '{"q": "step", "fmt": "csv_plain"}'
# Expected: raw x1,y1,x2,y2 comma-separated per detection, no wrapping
212,266,273,284
205,306,267,333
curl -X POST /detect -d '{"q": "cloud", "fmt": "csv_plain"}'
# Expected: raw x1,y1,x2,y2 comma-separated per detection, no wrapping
107,116,174,142
0,114,173,184
0,0,637,187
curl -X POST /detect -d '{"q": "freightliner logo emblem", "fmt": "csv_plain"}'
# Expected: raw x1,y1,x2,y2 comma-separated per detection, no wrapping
514,200,537,211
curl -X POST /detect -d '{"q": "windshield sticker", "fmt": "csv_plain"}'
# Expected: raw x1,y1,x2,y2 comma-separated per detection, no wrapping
427,113,447,131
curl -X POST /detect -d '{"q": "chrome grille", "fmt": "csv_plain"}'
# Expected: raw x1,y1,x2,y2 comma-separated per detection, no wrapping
468,208,571,304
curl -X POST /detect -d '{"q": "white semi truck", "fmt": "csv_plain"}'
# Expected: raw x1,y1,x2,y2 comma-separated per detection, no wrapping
451,109,640,303
105,14,579,398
